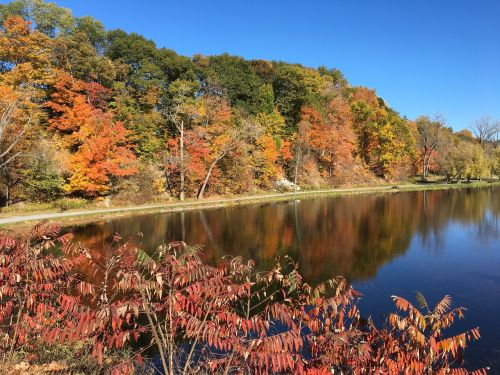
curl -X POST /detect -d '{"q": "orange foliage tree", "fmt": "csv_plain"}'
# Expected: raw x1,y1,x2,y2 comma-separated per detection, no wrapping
46,72,137,196
254,133,281,187
300,97,356,182
0,16,52,77
251,109,290,188
0,16,52,171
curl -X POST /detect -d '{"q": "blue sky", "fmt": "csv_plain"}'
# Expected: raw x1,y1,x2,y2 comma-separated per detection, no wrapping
3,0,500,130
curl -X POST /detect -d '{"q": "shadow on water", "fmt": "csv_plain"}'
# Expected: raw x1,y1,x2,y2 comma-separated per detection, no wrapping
72,187,500,371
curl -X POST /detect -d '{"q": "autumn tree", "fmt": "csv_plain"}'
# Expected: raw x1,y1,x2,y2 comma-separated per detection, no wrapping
469,117,499,180
253,133,281,187
194,96,239,199
249,109,290,188
0,83,33,173
440,140,474,182
290,124,308,188
299,97,356,183
492,147,500,179
416,115,447,180
376,112,417,180
163,79,200,200
349,87,417,179
46,72,137,196
2,0,499,204
0,16,55,205
349,88,381,169
0,16,52,172
468,143,489,180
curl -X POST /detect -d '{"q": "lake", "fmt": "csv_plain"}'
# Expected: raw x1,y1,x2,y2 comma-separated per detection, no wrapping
73,186,500,372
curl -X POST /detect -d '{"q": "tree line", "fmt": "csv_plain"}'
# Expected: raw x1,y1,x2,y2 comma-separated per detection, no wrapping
1,0,499,207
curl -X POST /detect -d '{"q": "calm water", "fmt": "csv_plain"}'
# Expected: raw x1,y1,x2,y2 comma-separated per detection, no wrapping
73,187,500,371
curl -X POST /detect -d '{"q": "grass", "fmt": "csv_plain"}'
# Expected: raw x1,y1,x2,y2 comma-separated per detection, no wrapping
1,179,499,229
0,198,90,215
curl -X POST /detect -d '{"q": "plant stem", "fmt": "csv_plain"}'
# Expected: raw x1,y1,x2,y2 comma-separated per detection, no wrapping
140,290,169,374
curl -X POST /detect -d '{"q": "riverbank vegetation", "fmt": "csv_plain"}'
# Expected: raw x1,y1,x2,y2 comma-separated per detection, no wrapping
1,0,499,210
0,223,486,374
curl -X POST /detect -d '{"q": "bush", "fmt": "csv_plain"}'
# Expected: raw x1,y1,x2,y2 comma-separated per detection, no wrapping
113,163,168,205
0,224,485,374
53,198,88,211
21,141,65,202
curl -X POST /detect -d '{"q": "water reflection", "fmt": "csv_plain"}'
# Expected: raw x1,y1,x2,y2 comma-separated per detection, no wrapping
72,187,500,371
72,187,500,285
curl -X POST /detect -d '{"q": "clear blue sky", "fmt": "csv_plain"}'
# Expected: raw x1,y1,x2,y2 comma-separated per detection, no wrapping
4,0,500,130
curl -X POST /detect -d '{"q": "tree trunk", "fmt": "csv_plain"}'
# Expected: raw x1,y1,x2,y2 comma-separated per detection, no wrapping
164,156,175,196
197,154,223,200
179,120,185,201
5,184,9,207
421,154,427,181
293,150,301,193
422,150,431,181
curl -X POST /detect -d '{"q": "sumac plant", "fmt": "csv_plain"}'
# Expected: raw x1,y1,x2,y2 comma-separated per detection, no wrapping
0,223,89,359
0,223,487,374
0,224,140,374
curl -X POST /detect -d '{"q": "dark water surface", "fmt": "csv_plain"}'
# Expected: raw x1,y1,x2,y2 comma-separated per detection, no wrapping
73,187,500,371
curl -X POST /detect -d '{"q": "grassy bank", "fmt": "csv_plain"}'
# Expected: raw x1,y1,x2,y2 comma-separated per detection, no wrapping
1,180,499,228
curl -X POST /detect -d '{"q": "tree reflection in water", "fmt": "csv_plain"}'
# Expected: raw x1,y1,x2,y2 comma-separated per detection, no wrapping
73,187,500,285
71,187,500,370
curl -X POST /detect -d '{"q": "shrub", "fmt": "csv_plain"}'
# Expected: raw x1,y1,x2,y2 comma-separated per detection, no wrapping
54,197,88,211
0,224,486,374
21,140,66,203
113,163,168,205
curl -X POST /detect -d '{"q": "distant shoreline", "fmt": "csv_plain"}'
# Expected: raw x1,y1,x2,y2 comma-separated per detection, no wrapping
1,181,499,229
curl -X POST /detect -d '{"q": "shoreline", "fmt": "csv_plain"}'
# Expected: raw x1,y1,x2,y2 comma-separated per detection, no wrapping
1,181,499,228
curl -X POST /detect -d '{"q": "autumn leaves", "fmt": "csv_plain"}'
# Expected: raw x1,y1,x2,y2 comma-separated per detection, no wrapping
45,72,137,196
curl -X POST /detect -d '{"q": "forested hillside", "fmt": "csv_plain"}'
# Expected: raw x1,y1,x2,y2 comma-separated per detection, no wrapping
1,0,499,207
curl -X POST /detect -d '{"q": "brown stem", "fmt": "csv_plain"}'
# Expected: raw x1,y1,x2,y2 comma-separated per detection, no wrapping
224,284,251,375
140,289,169,374
168,288,174,375
197,152,225,199
223,351,235,375
182,306,212,374
8,303,24,361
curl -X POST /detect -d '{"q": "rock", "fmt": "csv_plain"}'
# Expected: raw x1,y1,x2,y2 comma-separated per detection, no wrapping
274,178,301,192
103,196,111,207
